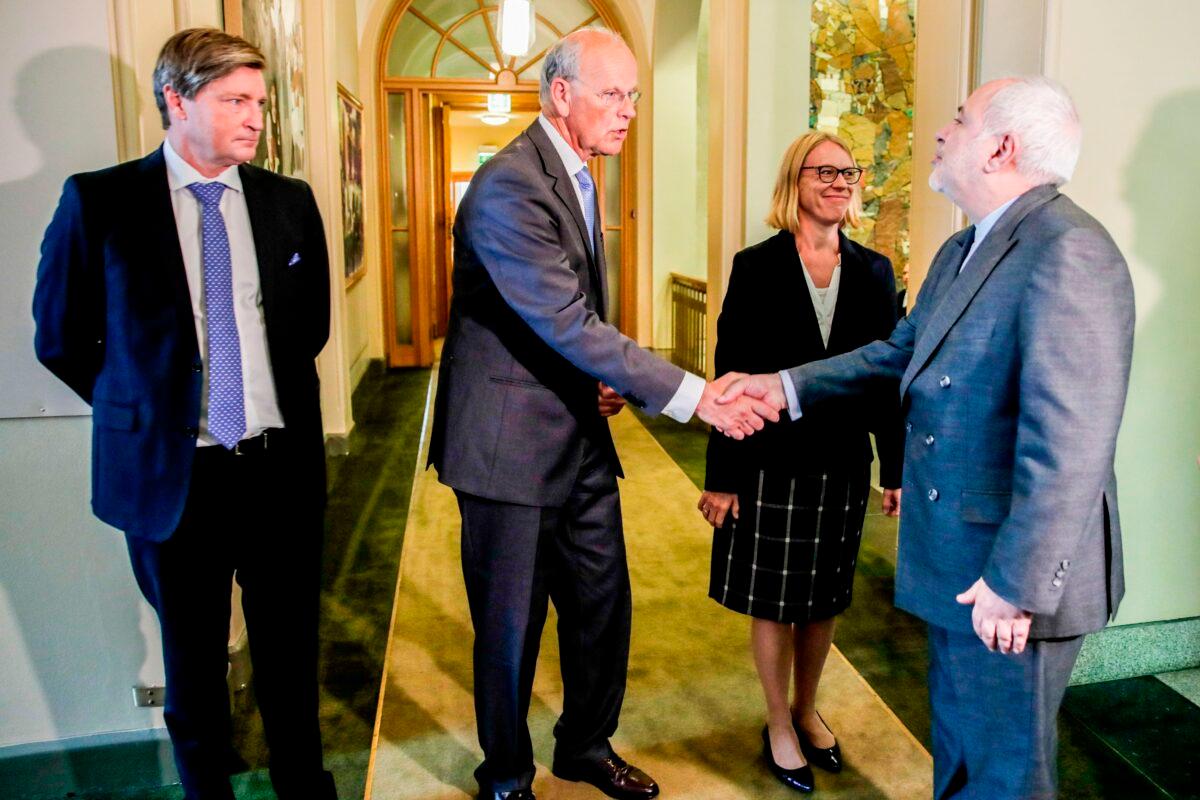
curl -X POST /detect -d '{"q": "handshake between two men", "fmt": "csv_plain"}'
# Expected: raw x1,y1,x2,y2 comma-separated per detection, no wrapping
694,372,787,439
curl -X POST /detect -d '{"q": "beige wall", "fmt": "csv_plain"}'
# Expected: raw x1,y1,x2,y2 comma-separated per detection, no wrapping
448,115,534,174
742,0,809,250
650,0,704,348
1042,0,1200,625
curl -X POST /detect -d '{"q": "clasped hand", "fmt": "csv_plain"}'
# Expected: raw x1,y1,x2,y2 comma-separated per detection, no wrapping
956,577,1033,655
696,372,783,439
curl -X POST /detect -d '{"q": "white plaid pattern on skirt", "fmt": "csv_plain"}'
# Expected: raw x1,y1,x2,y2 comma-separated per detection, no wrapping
708,467,871,623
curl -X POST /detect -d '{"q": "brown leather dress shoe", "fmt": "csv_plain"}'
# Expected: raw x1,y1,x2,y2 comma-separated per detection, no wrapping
553,752,659,799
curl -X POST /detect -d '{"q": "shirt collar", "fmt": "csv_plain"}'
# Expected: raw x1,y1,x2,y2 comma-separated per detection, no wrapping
537,114,587,179
971,195,1018,249
162,137,243,194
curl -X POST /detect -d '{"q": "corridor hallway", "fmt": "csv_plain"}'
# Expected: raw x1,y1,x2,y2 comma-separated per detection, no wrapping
364,366,933,799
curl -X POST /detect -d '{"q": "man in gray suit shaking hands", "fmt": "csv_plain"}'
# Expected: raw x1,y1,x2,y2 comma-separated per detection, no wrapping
721,76,1134,798
428,28,779,800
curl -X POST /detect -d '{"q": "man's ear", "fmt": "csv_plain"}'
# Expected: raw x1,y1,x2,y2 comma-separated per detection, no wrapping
162,84,187,123
986,132,1018,173
549,76,572,118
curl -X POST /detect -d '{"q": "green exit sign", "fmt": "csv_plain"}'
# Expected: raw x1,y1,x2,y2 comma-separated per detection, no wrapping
477,152,495,166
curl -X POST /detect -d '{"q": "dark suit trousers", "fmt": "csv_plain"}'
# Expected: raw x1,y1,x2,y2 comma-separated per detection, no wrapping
125,433,335,800
455,437,631,794
928,624,1084,800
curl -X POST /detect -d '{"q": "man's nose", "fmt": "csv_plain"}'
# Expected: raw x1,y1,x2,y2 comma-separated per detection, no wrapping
248,103,264,131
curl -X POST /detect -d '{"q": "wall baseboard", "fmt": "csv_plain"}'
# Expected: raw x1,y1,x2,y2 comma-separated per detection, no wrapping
1070,616,1200,685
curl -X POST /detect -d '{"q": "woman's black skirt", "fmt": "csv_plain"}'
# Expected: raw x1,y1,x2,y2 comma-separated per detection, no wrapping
709,466,871,623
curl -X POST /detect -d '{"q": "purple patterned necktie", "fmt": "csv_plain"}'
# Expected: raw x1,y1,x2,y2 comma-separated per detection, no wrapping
577,165,596,252
188,181,245,449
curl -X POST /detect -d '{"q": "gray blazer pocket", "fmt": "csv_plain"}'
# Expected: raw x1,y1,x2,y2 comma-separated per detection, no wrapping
488,375,551,391
960,489,1011,524
93,399,138,431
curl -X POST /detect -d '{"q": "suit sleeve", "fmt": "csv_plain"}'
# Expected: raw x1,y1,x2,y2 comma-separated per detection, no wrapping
33,176,103,404
866,256,904,489
981,228,1134,614
464,165,685,415
704,252,754,492
301,183,331,360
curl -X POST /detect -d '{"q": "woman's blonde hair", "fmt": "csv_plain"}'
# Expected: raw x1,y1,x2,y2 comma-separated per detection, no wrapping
765,131,863,233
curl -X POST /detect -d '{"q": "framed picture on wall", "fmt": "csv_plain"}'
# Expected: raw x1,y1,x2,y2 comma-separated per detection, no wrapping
223,0,307,178
337,84,366,288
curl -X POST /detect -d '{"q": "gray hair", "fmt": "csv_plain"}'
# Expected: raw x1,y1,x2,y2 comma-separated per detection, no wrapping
539,28,626,109
152,28,266,129
982,76,1082,186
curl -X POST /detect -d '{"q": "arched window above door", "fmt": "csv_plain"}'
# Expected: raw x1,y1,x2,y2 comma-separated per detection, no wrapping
385,0,605,83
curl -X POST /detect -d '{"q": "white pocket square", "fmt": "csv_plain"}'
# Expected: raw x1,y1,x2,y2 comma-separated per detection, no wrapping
287,252,302,266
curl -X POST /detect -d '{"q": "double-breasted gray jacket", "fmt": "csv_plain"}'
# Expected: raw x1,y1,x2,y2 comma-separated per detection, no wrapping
428,121,685,507
788,185,1135,638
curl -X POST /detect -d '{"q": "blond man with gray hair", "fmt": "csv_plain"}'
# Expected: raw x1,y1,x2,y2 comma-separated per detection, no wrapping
34,28,336,799
721,75,1135,798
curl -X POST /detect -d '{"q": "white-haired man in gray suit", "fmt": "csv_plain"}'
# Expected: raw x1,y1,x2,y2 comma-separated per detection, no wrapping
428,28,779,800
720,76,1135,798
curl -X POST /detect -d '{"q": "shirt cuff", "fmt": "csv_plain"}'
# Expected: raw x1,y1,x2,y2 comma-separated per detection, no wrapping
779,370,802,421
661,372,706,423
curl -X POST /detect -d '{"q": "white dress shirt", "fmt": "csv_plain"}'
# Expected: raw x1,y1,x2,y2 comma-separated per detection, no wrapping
535,115,705,422
163,138,284,446
961,196,1018,272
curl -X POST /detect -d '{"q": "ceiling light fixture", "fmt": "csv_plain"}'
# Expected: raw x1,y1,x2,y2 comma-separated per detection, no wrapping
480,113,510,126
498,0,535,57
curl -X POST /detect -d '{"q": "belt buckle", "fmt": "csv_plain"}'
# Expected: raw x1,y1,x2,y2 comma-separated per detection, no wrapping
232,430,268,456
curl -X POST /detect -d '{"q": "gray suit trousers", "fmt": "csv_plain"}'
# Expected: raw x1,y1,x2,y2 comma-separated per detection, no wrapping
455,436,631,794
929,625,1084,799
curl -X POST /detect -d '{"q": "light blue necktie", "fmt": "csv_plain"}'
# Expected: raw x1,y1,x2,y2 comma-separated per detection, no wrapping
576,165,596,253
188,182,246,449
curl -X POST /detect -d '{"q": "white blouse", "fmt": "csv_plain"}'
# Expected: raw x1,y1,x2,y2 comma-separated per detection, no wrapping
800,255,842,349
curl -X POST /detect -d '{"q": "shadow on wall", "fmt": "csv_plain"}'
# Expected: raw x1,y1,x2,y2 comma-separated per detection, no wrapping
0,47,175,793
1116,88,1200,620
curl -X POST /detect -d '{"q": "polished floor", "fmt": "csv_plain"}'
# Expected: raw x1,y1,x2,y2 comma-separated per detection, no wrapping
2,366,1197,798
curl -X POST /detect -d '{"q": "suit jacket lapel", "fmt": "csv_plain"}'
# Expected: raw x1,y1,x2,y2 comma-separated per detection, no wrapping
780,233,828,354
825,233,861,354
525,122,605,312
141,147,198,359
238,164,278,330
901,185,1059,397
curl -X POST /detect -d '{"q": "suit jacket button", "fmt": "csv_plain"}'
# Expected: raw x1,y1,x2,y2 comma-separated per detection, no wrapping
191,362,202,373
940,375,952,388
1055,569,1065,578
1061,559,1070,569
927,488,939,501
185,426,199,438
905,422,913,433
1052,578,1063,588
924,434,935,446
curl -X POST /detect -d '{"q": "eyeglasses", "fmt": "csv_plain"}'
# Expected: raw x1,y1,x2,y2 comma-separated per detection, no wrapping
572,78,641,107
801,165,864,184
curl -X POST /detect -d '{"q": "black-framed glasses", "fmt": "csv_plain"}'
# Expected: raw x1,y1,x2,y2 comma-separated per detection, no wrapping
572,78,641,107
801,165,863,184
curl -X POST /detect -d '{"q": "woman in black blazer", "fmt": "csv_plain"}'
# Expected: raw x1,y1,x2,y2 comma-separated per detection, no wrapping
698,131,903,793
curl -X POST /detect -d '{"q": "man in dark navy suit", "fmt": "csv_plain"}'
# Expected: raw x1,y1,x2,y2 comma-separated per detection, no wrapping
33,29,335,800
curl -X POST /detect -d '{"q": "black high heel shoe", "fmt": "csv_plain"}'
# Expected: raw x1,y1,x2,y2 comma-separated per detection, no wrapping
761,725,815,793
793,712,843,773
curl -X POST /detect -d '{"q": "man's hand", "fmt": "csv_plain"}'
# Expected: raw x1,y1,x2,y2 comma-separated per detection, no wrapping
598,382,626,417
716,372,789,412
882,488,902,517
698,491,739,528
956,578,1033,654
695,372,781,440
